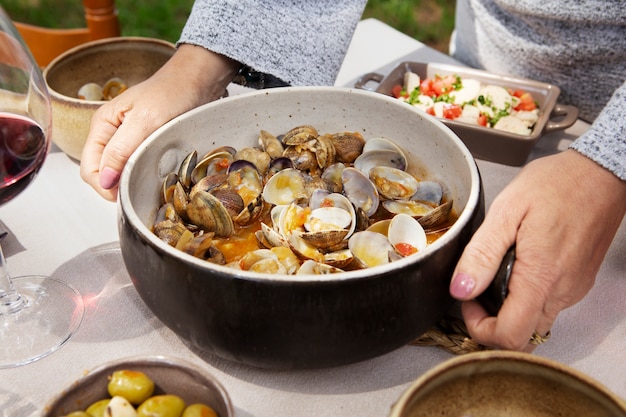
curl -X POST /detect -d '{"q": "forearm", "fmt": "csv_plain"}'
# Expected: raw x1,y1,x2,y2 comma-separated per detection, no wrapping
161,44,241,104
569,81,626,181
178,0,367,87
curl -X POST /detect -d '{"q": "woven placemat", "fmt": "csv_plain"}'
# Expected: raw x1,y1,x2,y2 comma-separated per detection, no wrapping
411,315,492,355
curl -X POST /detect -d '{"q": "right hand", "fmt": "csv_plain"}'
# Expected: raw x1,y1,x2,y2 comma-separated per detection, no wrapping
80,44,241,201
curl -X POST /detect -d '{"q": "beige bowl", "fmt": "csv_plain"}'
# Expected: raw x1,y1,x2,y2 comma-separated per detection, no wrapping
43,37,175,160
389,351,626,417
43,355,233,417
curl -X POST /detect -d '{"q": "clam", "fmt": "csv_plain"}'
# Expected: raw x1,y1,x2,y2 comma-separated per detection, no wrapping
354,149,407,176
235,147,271,175
287,230,325,263
418,200,453,229
341,167,379,217
314,134,336,169
267,157,294,178
178,150,197,189
329,131,365,163
282,125,318,145
282,145,318,172
153,219,187,247
161,172,179,204
102,77,128,100
258,129,284,159
228,160,263,205
382,199,434,217
369,166,419,200
77,82,103,101
296,259,344,275
185,190,234,238
348,231,394,268
411,180,444,206
191,150,234,184
262,168,306,206
387,213,427,256
362,136,406,155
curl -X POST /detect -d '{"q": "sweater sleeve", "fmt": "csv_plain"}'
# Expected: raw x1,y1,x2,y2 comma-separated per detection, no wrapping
178,0,367,87
570,81,626,181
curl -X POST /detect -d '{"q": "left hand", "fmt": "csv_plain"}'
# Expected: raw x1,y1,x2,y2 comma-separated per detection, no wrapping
450,149,626,351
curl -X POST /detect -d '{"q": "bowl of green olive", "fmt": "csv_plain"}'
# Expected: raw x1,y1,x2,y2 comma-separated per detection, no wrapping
43,356,233,417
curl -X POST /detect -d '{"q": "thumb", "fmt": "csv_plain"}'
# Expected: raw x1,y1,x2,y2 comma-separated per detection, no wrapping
450,199,520,301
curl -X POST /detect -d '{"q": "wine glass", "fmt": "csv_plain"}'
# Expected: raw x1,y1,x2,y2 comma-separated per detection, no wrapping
0,7,84,368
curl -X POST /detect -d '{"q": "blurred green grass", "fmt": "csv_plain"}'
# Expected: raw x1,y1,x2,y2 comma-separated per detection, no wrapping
3,0,455,52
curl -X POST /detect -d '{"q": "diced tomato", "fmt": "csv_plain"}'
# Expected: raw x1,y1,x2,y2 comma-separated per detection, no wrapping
430,75,458,96
426,107,435,116
420,79,434,97
477,113,488,126
442,104,463,119
391,84,406,99
514,92,537,111
395,243,418,256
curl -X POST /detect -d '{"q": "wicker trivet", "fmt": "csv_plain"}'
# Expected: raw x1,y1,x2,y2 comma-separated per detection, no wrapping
411,316,492,355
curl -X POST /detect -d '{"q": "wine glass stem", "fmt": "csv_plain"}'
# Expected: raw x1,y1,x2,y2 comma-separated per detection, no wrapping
0,243,26,315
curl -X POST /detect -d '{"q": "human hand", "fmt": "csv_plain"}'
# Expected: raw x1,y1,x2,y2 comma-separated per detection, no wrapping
450,149,626,351
80,44,240,201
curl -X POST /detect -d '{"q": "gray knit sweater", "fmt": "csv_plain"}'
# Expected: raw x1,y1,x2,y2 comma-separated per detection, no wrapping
179,0,626,180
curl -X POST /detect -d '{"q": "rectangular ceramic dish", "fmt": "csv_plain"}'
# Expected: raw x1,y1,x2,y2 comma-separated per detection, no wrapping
355,61,579,166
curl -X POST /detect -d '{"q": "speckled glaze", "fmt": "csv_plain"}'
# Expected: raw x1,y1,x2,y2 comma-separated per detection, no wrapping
388,351,626,417
43,356,233,417
43,37,175,160
118,87,484,369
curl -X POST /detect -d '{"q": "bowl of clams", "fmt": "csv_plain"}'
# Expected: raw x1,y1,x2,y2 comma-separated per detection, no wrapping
43,356,233,417
43,37,175,160
118,86,485,369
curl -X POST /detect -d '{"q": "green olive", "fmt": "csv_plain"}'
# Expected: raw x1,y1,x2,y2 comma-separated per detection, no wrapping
137,394,185,417
182,403,218,417
85,398,110,417
108,370,155,405
63,412,92,417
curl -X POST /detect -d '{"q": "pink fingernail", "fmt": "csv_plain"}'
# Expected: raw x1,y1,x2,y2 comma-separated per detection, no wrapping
450,272,475,299
100,167,120,189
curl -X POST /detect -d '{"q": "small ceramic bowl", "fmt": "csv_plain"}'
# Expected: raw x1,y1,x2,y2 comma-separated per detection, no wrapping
388,351,626,417
43,37,175,160
43,356,233,417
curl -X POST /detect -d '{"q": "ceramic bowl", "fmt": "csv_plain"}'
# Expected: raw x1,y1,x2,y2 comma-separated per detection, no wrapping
43,37,175,160
118,86,484,369
388,351,626,417
43,356,233,417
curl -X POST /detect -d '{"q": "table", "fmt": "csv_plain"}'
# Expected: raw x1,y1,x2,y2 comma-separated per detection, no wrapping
1,18,625,417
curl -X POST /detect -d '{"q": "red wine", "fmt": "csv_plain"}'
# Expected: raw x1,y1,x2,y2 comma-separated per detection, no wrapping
0,112,48,205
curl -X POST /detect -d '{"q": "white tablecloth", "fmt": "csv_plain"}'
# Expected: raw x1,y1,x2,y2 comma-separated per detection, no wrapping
1,18,624,417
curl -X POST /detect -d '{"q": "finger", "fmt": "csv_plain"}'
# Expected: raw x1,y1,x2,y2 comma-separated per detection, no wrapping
449,196,522,301
96,105,156,187
80,103,126,201
463,252,556,351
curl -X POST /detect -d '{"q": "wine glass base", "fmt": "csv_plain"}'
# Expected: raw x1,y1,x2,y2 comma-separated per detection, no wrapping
0,275,84,368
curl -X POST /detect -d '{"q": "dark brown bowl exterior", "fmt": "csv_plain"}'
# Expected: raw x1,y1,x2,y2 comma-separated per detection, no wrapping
43,356,233,417
118,87,484,369
357,61,579,166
